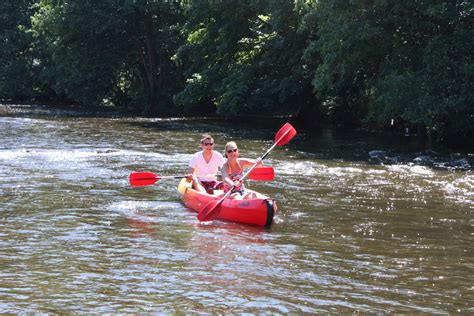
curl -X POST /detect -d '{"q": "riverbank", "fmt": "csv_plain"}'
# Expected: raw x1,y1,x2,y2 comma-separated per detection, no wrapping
1,102,473,171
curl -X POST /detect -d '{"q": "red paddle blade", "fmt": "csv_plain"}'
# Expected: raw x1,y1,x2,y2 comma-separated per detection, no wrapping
129,172,159,186
248,166,274,180
274,122,297,146
197,200,220,222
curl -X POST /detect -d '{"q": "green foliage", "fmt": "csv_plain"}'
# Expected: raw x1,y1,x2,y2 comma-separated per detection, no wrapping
305,0,391,125
30,0,185,114
30,1,121,105
371,0,474,141
175,0,316,116
0,0,472,143
306,0,474,141
0,0,36,100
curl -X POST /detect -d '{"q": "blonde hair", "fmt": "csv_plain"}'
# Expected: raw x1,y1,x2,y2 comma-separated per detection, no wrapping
224,141,238,158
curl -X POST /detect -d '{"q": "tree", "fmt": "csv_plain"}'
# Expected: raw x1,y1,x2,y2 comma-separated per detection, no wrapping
30,0,185,114
305,0,473,142
373,1,474,142
175,0,317,118
304,0,392,126
0,0,36,100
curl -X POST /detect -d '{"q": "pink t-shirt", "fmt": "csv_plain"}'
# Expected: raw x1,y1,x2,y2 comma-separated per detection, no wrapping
189,151,225,181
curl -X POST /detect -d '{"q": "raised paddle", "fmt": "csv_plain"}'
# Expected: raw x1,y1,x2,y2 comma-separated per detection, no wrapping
197,122,297,222
129,166,275,187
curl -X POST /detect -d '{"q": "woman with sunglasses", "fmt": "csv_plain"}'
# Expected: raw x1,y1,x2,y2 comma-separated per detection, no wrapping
187,134,225,193
221,141,264,199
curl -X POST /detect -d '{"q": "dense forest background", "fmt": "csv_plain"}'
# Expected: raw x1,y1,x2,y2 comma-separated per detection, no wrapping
1,0,473,144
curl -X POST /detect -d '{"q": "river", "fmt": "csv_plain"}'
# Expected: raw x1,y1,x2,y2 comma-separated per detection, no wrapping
1,103,472,313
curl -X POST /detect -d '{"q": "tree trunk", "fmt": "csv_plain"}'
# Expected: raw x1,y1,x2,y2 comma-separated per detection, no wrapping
137,10,157,114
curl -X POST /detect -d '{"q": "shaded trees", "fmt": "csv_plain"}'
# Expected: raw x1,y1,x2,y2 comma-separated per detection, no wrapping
1,0,472,143
30,0,185,114
305,0,474,141
175,0,317,117
0,0,36,100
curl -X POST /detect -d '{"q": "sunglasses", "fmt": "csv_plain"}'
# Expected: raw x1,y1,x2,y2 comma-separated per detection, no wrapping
226,148,238,153
203,142,214,146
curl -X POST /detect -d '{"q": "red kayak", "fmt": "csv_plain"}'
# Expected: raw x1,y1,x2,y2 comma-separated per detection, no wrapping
178,178,277,227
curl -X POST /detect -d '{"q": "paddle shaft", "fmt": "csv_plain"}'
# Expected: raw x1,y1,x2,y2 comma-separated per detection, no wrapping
157,175,187,179
238,126,291,183
131,166,274,186
212,186,234,208
198,124,294,221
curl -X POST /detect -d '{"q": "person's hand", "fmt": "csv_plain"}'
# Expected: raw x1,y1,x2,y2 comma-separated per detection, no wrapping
256,157,263,166
185,173,193,180
231,181,241,194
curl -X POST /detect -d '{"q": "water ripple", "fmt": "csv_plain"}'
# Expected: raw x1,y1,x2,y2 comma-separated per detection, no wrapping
1,104,472,313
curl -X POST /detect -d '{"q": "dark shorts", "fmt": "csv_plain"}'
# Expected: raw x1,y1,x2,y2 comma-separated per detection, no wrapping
201,181,224,194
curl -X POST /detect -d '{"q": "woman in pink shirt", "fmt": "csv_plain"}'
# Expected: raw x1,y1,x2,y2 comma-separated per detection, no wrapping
221,141,264,199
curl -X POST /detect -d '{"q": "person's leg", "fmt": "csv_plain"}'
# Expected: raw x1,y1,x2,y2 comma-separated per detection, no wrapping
243,189,262,199
229,192,242,200
191,175,207,193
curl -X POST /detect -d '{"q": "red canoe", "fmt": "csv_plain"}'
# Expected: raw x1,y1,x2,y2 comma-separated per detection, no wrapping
178,178,277,227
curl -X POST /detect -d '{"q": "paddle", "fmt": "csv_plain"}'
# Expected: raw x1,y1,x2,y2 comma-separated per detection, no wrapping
197,122,297,222
129,166,275,187
129,172,186,186
248,166,274,181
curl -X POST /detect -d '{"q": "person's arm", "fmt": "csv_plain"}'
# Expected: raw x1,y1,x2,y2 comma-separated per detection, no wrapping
186,167,195,180
187,152,198,179
238,157,263,168
221,163,233,187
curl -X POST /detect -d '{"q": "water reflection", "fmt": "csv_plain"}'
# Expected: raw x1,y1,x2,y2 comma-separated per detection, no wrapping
0,104,472,313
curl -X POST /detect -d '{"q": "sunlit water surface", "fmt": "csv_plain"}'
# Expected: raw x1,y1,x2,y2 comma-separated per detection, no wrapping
1,104,473,313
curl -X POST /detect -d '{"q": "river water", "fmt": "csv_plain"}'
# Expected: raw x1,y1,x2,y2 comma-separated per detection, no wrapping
1,104,472,313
